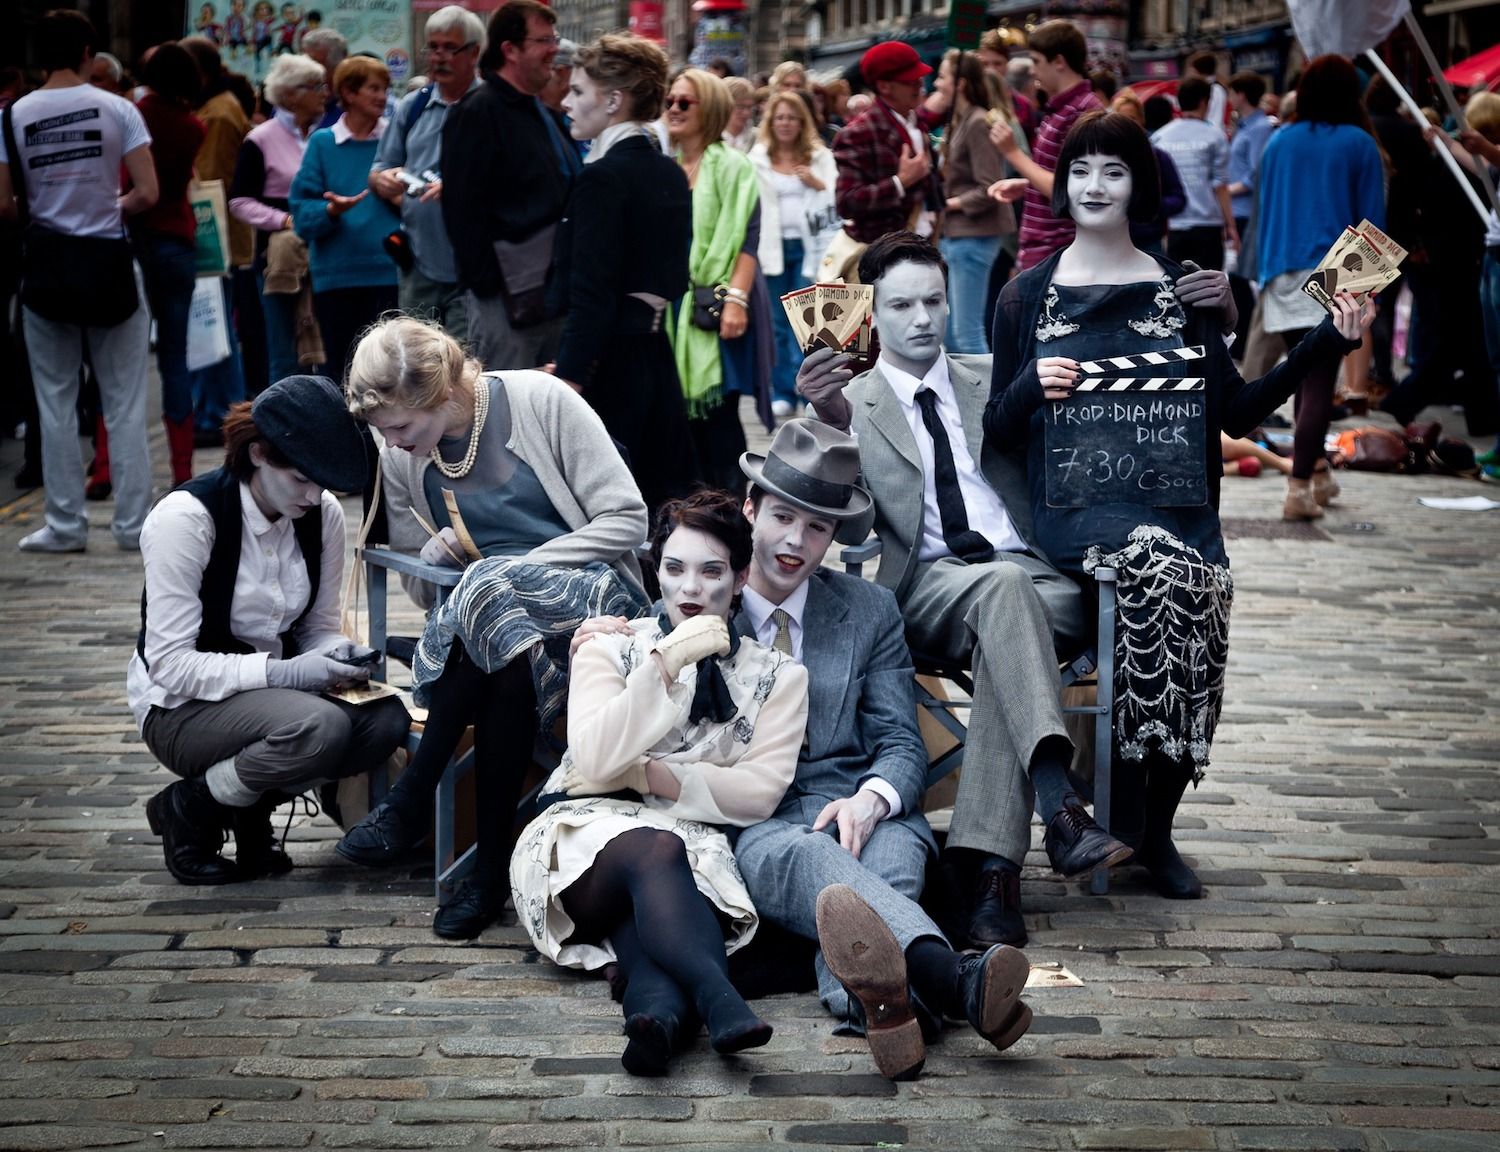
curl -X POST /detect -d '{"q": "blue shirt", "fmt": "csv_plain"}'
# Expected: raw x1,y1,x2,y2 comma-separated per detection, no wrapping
1255,122,1385,287
1227,109,1274,221
290,121,400,293
372,79,481,284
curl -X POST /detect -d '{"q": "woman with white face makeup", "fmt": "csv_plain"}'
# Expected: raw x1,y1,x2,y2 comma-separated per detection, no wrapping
511,490,808,1078
551,34,701,514
984,111,1375,903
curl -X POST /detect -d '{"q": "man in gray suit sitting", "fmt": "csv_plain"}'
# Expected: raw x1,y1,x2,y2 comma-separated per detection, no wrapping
730,418,1032,1082
796,232,1131,951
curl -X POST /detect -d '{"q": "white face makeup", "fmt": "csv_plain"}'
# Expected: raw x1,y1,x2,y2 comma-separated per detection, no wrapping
744,496,836,603
872,260,948,377
658,526,747,628
364,402,451,456
564,70,616,141
248,445,323,521
1066,151,1133,233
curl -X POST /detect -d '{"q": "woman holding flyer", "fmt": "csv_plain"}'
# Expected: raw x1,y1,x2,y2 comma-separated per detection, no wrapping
1254,55,1386,520
983,111,1374,899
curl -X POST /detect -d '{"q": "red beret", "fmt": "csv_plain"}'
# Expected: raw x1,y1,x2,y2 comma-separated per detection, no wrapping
860,42,932,85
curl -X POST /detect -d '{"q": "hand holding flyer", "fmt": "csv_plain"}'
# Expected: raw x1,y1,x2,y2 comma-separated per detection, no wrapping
780,283,874,358
1302,219,1406,314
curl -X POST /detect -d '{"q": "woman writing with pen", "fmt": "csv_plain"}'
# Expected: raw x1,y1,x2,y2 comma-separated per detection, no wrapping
334,315,650,939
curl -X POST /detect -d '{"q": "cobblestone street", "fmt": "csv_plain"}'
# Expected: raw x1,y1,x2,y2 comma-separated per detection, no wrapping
1,405,1497,1152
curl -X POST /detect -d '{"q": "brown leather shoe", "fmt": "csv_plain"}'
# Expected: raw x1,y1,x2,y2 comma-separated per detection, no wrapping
815,884,925,1081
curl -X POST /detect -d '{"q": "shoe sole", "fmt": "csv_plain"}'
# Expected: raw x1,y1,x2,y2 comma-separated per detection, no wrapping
816,884,926,1081
1056,840,1136,879
973,945,1033,1052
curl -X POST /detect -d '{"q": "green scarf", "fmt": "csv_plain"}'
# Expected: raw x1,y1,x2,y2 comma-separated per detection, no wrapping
668,142,760,418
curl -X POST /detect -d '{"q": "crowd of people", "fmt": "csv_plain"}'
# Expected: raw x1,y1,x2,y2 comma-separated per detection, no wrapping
4,3,1498,1083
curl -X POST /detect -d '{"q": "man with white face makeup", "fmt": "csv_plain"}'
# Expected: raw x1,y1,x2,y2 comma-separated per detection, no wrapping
796,231,1134,952
727,419,1033,1082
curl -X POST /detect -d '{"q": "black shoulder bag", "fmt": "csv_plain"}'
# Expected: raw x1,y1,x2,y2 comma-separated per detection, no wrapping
3,101,139,328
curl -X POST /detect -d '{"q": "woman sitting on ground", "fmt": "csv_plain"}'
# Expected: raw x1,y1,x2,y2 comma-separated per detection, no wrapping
335,315,649,940
511,490,808,1076
984,112,1373,899
130,375,411,885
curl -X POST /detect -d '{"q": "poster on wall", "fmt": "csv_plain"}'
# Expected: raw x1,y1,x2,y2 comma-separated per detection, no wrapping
186,0,414,88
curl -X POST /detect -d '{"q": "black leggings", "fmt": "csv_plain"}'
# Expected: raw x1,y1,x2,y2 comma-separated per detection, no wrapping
561,827,741,1025
386,644,538,887
1285,325,1339,479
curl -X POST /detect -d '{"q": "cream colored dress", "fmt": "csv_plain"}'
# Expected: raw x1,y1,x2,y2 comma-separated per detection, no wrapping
509,619,809,972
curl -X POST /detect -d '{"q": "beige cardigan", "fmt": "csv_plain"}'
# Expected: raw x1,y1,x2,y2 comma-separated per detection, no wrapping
380,370,648,608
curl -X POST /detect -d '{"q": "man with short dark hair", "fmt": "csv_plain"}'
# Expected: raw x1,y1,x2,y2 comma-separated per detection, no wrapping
1188,50,1228,131
0,9,159,554
986,19,1104,270
441,0,577,370
1152,75,1237,271
797,232,1133,953
369,4,484,341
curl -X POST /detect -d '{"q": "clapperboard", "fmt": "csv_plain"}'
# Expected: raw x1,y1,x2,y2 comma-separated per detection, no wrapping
1043,345,1209,509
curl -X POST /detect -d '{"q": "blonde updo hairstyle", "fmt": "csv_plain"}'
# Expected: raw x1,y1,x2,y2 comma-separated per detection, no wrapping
345,314,481,421
575,33,670,122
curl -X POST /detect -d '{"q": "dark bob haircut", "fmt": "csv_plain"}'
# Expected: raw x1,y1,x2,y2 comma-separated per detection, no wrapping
648,489,754,578
857,229,947,287
1050,110,1161,225
222,402,295,482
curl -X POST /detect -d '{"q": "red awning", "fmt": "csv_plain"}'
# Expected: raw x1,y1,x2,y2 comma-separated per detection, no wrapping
1125,79,1178,103
1445,42,1500,92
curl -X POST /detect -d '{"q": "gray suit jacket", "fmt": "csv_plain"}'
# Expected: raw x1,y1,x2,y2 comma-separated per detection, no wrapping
846,353,1042,603
734,568,935,850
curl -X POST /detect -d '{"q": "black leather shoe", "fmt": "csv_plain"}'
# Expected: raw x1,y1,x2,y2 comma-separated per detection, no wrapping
968,863,1027,949
334,799,422,867
1043,796,1134,878
146,778,238,886
233,793,294,878
1137,837,1203,900
432,880,506,939
957,943,1033,1053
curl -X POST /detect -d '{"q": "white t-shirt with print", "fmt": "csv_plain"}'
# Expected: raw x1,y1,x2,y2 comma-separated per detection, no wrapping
0,84,151,237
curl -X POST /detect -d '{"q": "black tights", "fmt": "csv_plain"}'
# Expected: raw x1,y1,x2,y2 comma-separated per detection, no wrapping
387,644,537,888
561,827,758,1039
1286,325,1340,479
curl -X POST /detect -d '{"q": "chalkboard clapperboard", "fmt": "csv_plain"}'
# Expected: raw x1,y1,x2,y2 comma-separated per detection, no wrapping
1043,345,1209,509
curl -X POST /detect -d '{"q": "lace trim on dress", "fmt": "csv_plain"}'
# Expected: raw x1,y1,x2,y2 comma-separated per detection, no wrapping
1128,278,1187,340
1034,284,1081,342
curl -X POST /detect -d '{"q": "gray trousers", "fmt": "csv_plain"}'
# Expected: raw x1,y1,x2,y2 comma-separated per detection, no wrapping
736,816,942,1026
465,290,562,371
400,268,470,345
23,263,153,548
902,551,1086,866
142,689,410,807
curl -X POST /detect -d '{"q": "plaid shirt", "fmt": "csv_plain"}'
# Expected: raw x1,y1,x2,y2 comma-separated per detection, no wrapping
1017,81,1104,270
834,100,939,244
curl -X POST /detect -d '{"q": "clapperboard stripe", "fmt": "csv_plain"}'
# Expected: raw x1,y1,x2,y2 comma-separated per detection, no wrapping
1075,345,1206,375
1076,377,1206,392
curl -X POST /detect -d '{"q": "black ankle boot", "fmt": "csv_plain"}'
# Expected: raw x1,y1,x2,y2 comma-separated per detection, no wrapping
1138,763,1202,900
146,778,238,886
232,792,295,878
1109,757,1147,853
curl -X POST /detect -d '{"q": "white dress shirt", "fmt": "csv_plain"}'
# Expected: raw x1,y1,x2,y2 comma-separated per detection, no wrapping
126,484,348,729
740,583,903,819
878,354,1026,561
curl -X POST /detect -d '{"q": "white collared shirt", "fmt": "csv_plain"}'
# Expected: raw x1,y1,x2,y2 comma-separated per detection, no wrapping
741,583,903,819
125,483,348,730
878,354,1026,561
331,114,388,145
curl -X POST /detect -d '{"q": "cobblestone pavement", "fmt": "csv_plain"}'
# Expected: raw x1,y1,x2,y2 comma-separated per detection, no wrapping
0,403,1497,1152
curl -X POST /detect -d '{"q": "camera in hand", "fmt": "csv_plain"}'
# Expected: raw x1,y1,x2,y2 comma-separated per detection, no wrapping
398,168,440,197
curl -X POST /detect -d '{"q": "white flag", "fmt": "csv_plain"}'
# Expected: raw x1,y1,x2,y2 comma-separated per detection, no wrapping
1285,0,1410,59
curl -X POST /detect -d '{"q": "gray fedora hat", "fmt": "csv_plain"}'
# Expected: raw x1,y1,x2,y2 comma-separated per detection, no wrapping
739,419,873,539
252,375,368,493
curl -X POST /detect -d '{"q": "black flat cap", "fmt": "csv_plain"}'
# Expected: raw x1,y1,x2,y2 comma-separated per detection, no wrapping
251,375,368,493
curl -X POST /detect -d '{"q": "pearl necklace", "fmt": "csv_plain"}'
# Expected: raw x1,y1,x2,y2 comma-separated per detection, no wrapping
429,379,488,480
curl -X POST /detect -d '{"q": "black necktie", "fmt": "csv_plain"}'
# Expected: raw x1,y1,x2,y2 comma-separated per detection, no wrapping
914,387,994,563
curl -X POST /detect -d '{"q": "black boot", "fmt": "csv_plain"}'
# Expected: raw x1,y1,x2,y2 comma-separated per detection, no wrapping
1137,761,1202,900
146,778,238,886
1109,756,1147,853
232,792,295,878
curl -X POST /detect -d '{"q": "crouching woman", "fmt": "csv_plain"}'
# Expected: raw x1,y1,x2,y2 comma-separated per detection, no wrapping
130,375,411,884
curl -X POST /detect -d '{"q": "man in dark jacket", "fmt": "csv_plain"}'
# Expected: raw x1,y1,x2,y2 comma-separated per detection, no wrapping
441,0,578,370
